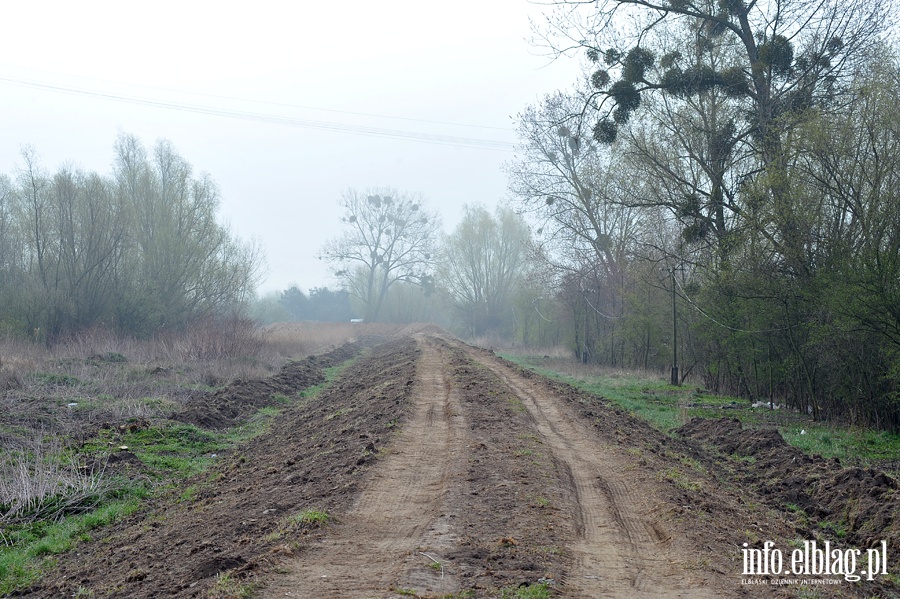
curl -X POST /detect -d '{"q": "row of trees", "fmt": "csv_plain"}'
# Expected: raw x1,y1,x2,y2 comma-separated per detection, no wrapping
0,135,260,340
319,188,537,337
502,0,900,428
251,286,356,324
276,0,899,433
317,0,899,431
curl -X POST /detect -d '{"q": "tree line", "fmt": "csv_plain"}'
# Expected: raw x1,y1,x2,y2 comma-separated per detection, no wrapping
316,188,537,337
0,134,260,340
317,0,900,431
506,0,900,429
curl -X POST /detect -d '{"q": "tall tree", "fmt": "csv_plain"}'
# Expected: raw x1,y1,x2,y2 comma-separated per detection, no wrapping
320,188,439,322
113,134,261,333
537,0,888,274
439,205,532,336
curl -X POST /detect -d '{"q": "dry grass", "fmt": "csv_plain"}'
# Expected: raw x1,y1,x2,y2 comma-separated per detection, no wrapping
0,319,392,592
500,350,669,383
0,319,414,463
0,318,286,458
0,434,121,524
0,320,388,453
0,318,295,529
264,321,404,358
264,322,360,357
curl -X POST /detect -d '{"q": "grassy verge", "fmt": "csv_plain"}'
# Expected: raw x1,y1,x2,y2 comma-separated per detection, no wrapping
0,417,265,594
0,490,146,594
298,361,356,399
0,347,360,596
503,354,900,474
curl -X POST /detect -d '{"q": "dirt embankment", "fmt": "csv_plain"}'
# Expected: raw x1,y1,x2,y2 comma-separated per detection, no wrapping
174,339,371,429
677,417,900,552
18,333,899,598
28,338,419,598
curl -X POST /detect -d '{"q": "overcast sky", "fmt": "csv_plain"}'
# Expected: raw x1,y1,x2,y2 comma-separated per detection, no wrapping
0,0,582,294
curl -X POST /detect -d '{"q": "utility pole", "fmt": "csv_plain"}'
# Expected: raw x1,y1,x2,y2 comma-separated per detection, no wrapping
671,268,679,386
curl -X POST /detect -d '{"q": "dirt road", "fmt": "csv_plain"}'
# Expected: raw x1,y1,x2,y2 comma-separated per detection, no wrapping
264,336,738,597
265,336,468,597
32,331,891,598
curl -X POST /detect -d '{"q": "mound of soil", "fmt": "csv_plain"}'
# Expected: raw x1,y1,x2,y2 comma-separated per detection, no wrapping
30,338,418,598
174,340,370,429
677,417,900,551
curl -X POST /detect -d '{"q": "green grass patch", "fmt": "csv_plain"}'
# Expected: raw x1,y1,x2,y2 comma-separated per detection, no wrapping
298,383,325,399
782,426,900,467
299,359,357,400
111,424,227,478
30,372,82,387
818,519,848,539
178,484,200,503
272,393,293,405
502,354,900,474
292,509,330,526
267,509,331,542
86,418,275,481
208,570,256,598
501,355,698,432
497,582,552,599
255,406,280,418
0,492,144,595
323,363,350,382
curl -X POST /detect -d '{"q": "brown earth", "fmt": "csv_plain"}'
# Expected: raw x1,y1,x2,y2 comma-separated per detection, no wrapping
676,417,900,553
174,339,369,430
17,331,899,598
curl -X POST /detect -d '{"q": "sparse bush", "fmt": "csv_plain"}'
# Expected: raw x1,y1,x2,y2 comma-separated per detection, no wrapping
0,367,22,391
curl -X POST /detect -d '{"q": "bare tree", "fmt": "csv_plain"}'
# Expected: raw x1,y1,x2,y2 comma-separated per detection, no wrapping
438,205,532,336
320,188,439,322
508,93,644,307
536,0,890,274
113,134,261,332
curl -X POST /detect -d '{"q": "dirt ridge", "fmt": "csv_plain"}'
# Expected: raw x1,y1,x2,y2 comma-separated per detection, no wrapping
677,417,900,551
174,339,373,429
26,338,416,598
16,333,899,598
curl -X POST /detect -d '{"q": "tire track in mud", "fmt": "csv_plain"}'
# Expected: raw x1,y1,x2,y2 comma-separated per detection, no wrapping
458,343,725,598
263,336,467,598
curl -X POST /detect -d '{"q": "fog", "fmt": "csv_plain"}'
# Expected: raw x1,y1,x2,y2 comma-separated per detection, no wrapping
0,0,582,293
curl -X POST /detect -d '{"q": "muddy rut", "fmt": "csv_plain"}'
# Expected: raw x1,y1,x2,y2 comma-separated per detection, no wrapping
264,336,737,598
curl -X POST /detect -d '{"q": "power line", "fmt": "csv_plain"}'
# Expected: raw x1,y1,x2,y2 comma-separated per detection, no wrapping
0,64,514,132
672,274,790,334
0,73,518,151
581,290,624,320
